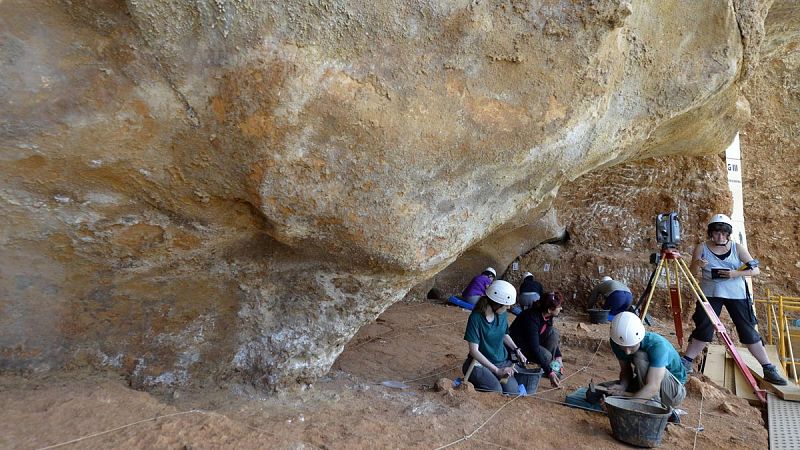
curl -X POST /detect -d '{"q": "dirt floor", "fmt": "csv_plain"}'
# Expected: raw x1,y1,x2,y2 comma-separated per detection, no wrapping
0,300,769,449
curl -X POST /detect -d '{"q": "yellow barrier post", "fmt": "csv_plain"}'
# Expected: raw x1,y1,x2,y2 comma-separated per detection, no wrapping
784,316,798,384
766,290,773,345
779,296,785,364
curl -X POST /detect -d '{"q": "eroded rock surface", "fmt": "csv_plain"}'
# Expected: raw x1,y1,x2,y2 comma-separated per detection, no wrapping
472,1,800,309
0,0,775,389
741,0,800,294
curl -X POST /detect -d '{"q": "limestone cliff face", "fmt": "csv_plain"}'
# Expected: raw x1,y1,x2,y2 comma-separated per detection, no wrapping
485,1,800,310
0,0,773,389
741,0,800,294
507,155,734,319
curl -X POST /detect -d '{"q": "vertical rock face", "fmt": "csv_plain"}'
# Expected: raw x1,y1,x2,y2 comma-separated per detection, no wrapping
741,0,800,293
502,0,800,306
0,0,773,389
516,155,734,315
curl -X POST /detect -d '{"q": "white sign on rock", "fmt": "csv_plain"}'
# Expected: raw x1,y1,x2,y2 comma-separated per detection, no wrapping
726,133,747,247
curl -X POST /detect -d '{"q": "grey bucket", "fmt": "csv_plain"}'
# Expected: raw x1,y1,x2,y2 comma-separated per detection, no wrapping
605,396,671,448
588,308,610,324
513,365,542,394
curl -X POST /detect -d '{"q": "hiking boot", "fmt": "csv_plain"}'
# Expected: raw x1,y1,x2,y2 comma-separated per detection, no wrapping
763,364,788,386
680,357,694,375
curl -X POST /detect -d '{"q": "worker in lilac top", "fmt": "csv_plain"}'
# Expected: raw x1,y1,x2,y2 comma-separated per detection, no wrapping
461,267,497,305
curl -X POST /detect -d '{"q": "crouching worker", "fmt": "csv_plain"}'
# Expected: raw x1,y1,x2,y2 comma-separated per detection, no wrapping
607,312,687,413
588,276,632,319
462,267,497,306
518,272,543,309
509,291,565,387
510,272,543,316
462,280,527,394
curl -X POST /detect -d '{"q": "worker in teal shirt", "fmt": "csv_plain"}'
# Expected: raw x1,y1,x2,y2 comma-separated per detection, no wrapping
607,312,687,414
462,280,527,394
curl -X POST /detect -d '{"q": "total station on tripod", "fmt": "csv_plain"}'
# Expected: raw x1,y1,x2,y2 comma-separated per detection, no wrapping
651,212,681,265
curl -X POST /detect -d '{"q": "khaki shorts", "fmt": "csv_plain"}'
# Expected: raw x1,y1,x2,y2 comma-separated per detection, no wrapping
631,350,686,408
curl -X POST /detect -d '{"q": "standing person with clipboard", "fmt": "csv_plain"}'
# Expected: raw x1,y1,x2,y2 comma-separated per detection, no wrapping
680,214,787,385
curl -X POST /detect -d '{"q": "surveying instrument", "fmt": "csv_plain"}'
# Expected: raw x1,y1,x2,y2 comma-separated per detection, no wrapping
633,212,766,403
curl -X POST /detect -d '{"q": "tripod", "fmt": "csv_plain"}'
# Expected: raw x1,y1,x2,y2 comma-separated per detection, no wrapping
636,244,767,403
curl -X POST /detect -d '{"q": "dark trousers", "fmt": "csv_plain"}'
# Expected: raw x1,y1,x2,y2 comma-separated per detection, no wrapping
521,327,561,373
604,291,633,316
463,295,481,306
690,297,760,344
539,327,560,364
462,358,520,395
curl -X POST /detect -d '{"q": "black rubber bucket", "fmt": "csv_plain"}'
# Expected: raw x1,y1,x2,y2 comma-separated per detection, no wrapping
514,366,542,394
588,308,610,324
605,397,671,448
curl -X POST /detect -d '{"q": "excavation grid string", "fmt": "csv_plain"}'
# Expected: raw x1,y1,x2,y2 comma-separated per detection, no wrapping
35,409,278,450
402,364,463,384
432,394,522,450
350,319,467,350
36,410,206,450
692,393,704,450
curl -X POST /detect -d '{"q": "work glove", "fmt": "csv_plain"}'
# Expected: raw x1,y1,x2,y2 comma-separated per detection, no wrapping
550,359,563,378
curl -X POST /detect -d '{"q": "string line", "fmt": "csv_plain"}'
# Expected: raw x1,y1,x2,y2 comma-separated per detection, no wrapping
36,409,206,450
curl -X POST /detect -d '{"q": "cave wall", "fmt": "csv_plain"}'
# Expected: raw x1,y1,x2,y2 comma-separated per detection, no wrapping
445,1,800,322
740,0,800,294
0,0,776,389
522,155,732,314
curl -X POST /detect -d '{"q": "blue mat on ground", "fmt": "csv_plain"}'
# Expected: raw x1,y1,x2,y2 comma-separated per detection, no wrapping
565,387,605,413
448,295,474,310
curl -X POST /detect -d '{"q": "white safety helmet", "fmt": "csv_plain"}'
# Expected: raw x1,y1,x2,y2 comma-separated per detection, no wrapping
601,276,612,283
707,213,734,238
610,311,645,347
485,280,516,305
708,214,733,228
485,267,497,277
522,272,533,279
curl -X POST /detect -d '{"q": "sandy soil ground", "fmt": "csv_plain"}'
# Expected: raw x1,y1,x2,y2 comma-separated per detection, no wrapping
0,301,768,449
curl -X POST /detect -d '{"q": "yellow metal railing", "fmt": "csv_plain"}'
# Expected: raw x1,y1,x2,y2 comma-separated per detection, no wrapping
754,289,800,383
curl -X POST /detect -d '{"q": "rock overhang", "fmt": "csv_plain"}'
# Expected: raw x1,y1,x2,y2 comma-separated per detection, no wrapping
0,0,775,389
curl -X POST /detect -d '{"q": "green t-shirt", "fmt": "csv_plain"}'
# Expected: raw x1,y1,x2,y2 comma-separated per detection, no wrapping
610,331,687,384
464,310,509,365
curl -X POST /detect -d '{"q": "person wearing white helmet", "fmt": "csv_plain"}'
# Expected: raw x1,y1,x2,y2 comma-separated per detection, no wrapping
607,312,687,414
517,271,543,310
461,267,497,306
682,214,787,385
462,280,528,394
588,276,632,320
